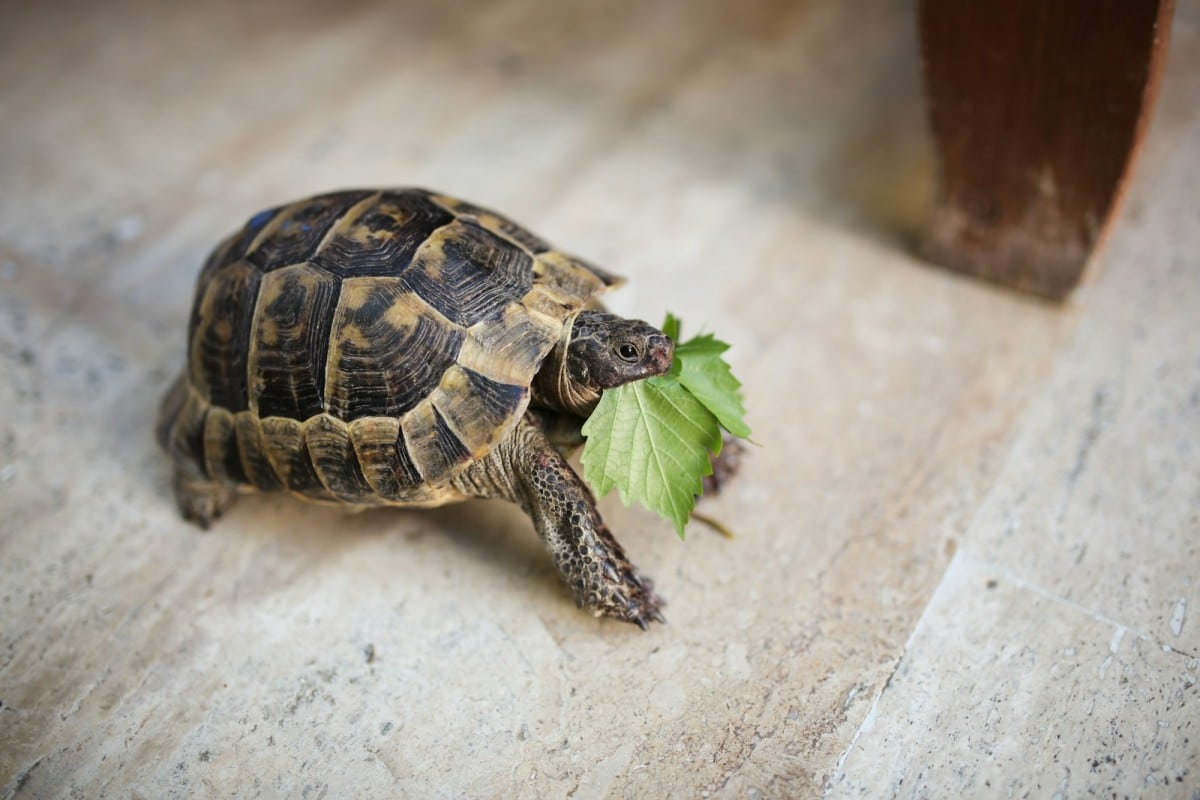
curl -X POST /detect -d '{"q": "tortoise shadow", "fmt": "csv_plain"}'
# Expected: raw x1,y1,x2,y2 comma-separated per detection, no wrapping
209,484,571,610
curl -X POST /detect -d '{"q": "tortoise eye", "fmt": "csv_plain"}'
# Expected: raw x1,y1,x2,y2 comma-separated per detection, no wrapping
617,343,640,362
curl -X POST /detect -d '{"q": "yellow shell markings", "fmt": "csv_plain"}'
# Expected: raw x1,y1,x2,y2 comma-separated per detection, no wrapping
254,311,280,349
340,321,370,350
449,266,603,392
366,193,428,239
534,251,622,299
302,413,374,502
519,284,580,324
258,416,306,490
345,209,397,249
427,363,529,460
314,191,445,277
426,192,556,256
244,263,338,421
311,191,383,253
202,406,237,483
254,415,338,502
384,282,452,331
426,194,513,236
241,199,293,256
260,264,330,343
397,397,458,482
233,410,281,491
155,372,188,452
426,189,621,297
456,304,557,386
407,223,450,281
347,415,403,496
319,276,453,420
250,268,305,372
188,259,257,404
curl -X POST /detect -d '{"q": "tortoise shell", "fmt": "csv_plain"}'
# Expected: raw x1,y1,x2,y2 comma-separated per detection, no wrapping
165,188,620,506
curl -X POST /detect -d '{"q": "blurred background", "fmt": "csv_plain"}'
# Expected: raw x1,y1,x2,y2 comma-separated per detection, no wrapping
1,1,1196,797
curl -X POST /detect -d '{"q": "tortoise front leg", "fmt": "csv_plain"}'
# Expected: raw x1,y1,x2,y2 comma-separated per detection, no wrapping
454,417,665,628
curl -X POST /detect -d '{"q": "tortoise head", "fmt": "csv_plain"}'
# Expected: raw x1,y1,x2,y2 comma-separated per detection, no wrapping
535,310,674,417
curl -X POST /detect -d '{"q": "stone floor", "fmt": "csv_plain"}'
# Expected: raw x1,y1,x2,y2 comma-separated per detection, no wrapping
1,1,1196,797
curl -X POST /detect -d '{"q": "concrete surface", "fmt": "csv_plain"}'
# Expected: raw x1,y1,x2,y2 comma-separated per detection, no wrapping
1,1,1196,797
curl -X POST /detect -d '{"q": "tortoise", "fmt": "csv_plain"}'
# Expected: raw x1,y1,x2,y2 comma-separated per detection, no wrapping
157,188,673,627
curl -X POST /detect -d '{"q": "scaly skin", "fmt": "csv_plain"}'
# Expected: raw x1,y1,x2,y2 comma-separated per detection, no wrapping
157,374,238,528
454,416,665,628
173,458,238,529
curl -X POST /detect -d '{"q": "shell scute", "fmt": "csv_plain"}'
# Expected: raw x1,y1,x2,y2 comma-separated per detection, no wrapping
310,190,455,279
403,219,535,327
246,190,374,272
348,416,425,498
249,263,341,420
429,193,553,255
456,303,560,386
188,260,261,411
303,414,375,502
259,417,334,499
324,279,464,421
428,364,528,458
202,406,246,485
234,413,284,491
401,401,473,483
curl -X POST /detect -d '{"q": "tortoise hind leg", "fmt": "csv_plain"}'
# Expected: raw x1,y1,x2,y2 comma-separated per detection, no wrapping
158,372,239,528
454,417,665,628
173,457,238,529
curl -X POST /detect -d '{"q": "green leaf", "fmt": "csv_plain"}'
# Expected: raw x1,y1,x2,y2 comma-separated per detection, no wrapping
579,312,752,538
674,333,752,439
581,375,720,537
661,312,682,342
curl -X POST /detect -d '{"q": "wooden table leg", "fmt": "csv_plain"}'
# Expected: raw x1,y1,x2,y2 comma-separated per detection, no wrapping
918,0,1174,300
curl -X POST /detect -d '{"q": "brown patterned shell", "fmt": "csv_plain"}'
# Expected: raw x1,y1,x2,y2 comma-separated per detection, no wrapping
164,188,620,506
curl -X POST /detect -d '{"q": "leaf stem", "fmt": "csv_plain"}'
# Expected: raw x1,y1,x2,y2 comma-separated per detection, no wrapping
688,509,737,540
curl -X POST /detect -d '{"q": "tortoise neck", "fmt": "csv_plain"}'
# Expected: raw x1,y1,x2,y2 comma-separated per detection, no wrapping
532,312,601,417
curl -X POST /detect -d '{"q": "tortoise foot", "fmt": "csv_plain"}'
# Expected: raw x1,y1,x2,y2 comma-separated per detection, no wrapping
173,463,238,529
572,543,667,629
594,570,667,630
702,436,746,497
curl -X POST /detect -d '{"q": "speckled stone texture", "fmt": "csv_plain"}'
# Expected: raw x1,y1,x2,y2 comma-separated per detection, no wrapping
1,1,1197,798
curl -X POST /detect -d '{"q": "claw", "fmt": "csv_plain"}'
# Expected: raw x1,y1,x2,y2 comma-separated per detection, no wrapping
618,588,667,630
601,561,622,584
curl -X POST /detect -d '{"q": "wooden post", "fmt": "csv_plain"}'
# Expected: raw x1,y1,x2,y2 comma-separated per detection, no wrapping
918,0,1175,299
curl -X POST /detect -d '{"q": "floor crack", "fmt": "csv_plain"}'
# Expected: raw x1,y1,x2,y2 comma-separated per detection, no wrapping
2,754,45,800
822,551,971,797
987,559,1200,661
1055,385,1110,530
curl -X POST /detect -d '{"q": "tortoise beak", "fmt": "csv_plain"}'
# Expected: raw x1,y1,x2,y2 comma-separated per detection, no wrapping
648,334,674,375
